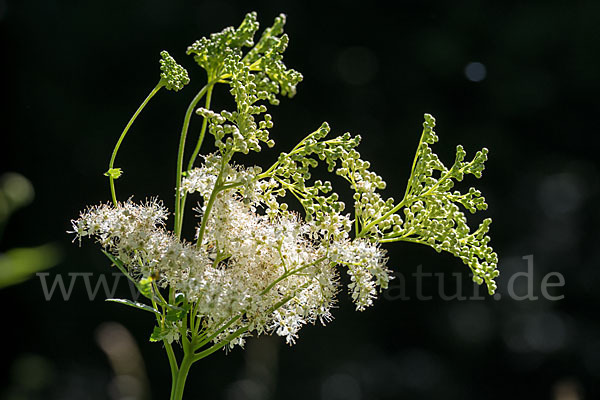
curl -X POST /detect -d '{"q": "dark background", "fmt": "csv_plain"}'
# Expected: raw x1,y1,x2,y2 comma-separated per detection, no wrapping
2,0,599,399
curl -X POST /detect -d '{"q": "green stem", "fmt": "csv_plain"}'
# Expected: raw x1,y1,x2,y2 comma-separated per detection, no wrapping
108,81,163,206
355,124,431,238
164,341,178,382
379,235,427,245
170,354,193,400
170,288,294,398
174,84,210,237
259,256,328,296
149,283,178,389
195,158,228,248
187,85,214,172
357,198,407,238
193,315,241,351
257,127,324,180
193,326,248,362
177,84,215,232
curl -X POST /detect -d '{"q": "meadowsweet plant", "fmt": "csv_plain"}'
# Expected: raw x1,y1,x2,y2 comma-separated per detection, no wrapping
71,12,498,399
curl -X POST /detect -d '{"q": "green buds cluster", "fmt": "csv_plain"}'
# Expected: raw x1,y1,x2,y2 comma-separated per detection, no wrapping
243,14,303,101
186,12,259,76
393,115,497,293
159,50,190,91
188,12,303,157
256,123,364,237
255,110,498,295
187,12,302,104
196,66,275,154
336,114,498,294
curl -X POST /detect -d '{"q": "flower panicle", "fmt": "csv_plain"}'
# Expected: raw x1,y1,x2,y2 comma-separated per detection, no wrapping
73,164,390,346
73,13,498,356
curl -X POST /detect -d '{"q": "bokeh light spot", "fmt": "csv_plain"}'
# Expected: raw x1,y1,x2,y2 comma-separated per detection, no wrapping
465,62,487,82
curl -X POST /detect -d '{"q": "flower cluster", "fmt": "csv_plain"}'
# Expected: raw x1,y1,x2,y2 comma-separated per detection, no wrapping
72,199,204,290
73,174,389,345
181,153,260,202
73,12,497,362
159,50,190,91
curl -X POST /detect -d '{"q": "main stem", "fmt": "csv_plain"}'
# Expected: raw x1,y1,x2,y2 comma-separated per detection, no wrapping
170,354,193,400
109,81,163,206
165,267,313,398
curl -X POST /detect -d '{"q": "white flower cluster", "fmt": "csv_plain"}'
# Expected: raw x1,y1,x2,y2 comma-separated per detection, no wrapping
72,199,210,291
330,238,389,311
73,157,391,346
187,188,337,345
181,153,260,203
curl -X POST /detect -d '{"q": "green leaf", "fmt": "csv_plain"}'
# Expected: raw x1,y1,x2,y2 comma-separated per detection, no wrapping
165,307,187,322
138,277,154,299
174,292,186,305
104,168,123,179
149,325,169,342
149,325,180,343
106,298,161,316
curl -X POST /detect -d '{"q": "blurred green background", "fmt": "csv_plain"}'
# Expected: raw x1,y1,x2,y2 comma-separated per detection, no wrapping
1,0,599,399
